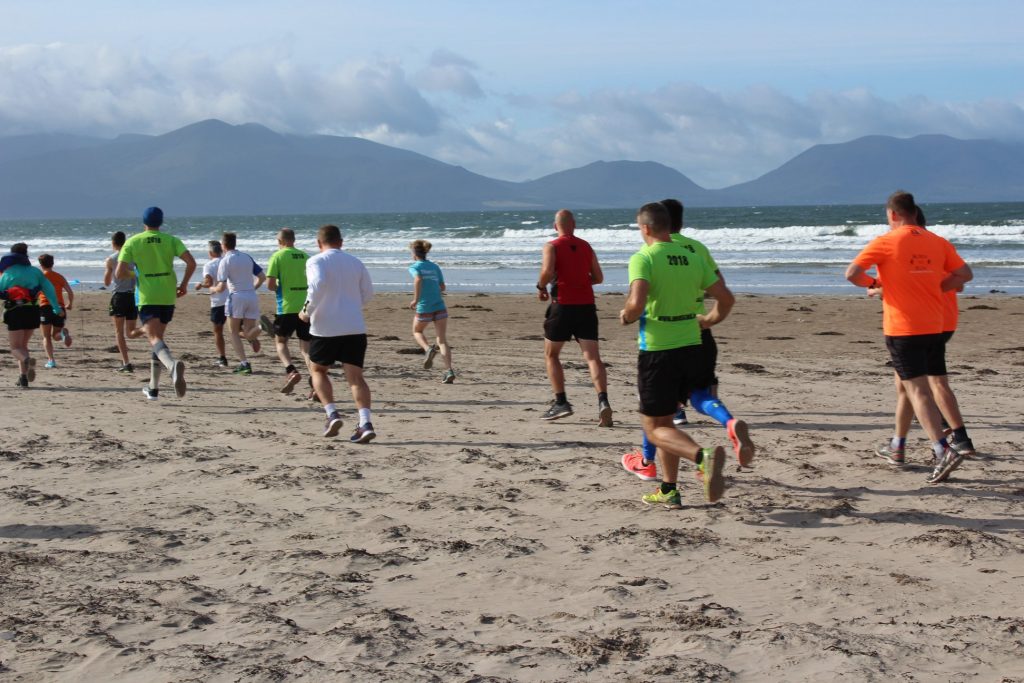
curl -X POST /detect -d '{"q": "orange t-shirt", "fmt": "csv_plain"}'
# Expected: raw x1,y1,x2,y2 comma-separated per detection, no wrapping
37,271,69,308
853,226,965,337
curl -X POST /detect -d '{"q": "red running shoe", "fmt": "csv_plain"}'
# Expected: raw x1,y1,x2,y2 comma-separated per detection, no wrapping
621,450,657,481
726,418,756,468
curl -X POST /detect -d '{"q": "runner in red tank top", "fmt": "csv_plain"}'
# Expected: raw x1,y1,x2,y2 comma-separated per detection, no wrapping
535,209,612,426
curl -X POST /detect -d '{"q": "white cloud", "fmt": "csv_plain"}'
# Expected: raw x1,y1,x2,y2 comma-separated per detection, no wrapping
1,42,1022,186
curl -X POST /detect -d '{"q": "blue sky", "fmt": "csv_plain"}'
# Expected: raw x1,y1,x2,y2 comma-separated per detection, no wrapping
2,0,1022,186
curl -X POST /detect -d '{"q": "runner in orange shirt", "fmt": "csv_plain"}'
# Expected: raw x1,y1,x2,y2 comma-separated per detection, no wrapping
870,207,976,467
36,253,74,368
846,191,972,484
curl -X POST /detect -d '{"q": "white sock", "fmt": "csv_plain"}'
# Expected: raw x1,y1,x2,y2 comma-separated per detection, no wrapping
154,340,175,372
358,408,371,426
324,402,337,417
149,356,162,390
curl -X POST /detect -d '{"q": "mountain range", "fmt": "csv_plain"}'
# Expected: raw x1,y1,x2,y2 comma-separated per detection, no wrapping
0,119,1021,218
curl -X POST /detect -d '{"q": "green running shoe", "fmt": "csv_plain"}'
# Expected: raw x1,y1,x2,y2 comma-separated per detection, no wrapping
698,446,727,503
641,487,682,510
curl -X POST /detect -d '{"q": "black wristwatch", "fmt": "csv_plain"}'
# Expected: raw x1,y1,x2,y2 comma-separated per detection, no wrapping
536,283,546,291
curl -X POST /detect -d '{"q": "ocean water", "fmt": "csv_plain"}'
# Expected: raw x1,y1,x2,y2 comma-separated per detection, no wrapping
1,203,1021,294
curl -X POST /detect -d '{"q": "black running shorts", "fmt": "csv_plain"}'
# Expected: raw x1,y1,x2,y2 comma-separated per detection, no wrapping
4,304,41,331
700,327,719,387
885,333,948,380
210,305,226,326
309,333,367,368
109,291,138,320
637,343,713,417
543,303,599,342
139,305,175,325
39,306,66,328
274,313,312,342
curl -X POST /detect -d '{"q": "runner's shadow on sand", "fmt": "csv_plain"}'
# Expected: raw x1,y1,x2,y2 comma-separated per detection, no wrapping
758,508,1024,534
0,524,100,540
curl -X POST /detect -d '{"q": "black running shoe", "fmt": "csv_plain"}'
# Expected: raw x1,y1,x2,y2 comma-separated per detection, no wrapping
541,400,573,421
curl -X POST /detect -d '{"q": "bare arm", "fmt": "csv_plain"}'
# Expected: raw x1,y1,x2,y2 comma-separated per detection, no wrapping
619,279,649,325
410,276,422,310
266,276,278,292
63,282,74,310
845,262,877,288
941,264,972,292
536,243,555,301
698,280,735,328
176,251,196,298
115,261,133,281
104,257,115,287
589,250,604,285
254,271,266,290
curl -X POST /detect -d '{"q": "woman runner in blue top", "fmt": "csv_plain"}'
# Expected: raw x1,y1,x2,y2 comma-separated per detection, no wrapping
407,240,455,383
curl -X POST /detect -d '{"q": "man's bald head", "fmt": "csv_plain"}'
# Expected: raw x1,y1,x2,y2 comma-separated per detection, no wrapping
554,209,576,235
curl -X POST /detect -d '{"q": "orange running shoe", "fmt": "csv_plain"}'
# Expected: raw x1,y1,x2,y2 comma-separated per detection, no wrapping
726,418,755,467
621,450,657,481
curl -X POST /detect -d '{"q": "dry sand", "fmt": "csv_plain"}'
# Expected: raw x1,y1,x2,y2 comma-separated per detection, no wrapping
1,291,1022,682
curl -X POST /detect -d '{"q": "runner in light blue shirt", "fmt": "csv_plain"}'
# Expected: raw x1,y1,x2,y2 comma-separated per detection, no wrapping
407,240,454,383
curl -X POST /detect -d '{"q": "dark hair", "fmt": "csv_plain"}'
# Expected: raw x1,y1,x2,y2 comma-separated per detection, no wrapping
112,231,126,248
660,198,684,232
222,232,237,250
318,224,342,246
38,253,54,269
886,190,918,221
278,228,296,244
637,202,670,233
915,206,927,228
208,240,223,256
11,242,28,255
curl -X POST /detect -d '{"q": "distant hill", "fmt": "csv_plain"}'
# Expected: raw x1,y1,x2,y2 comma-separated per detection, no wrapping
716,134,1024,205
0,122,1021,218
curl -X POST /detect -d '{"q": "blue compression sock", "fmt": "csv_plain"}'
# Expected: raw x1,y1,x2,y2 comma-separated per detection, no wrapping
641,432,656,464
691,388,734,427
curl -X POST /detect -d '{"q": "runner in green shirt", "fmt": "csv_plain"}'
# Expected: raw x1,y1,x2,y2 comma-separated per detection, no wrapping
619,202,735,507
262,228,312,394
621,198,757,490
115,207,196,400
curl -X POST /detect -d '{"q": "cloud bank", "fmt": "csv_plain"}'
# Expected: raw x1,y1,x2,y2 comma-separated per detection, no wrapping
1,42,1021,186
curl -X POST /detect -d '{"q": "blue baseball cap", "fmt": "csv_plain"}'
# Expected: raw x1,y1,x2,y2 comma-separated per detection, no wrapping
142,206,164,227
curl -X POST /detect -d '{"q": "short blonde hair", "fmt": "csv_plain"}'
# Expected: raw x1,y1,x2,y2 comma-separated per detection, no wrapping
409,239,432,256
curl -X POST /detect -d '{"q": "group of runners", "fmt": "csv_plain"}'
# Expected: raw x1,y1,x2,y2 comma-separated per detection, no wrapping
1,190,978,505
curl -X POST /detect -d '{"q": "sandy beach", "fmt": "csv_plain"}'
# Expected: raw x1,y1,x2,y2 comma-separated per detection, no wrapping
1,290,1022,682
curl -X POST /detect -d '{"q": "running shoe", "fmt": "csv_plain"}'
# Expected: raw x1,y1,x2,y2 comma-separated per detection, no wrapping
423,344,439,370
621,450,657,481
323,411,343,437
117,363,134,373
142,386,159,400
259,314,274,336
215,357,228,368
541,400,573,421
16,374,28,388
673,407,688,425
44,360,57,369
233,363,253,376
598,399,613,427
950,438,977,459
926,448,964,484
26,358,36,383
441,369,456,384
698,446,727,503
350,422,376,444
726,418,756,468
641,487,682,510
172,360,187,398
282,371,302,394
875,443,905,466
62,329,72,348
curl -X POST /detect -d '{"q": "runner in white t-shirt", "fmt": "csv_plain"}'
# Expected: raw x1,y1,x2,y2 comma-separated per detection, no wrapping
211,232,265,375
194,240,229,366
300,224,376,441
